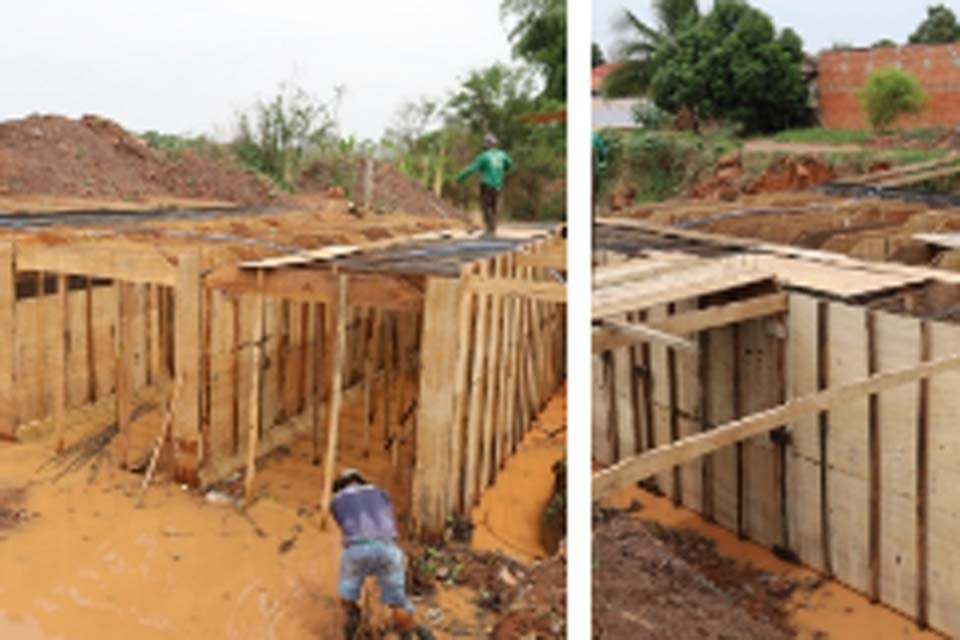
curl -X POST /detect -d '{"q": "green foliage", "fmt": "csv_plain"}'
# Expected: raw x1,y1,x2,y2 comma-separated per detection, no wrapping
909,4,960,44
602,0,701,97
230,83,341,190
592,42,607,68
501,0,566,100
872,38,898,48
858,68,927,131
141,131,219,156
602,129,738,202
650,0,811,134
632,102,670,129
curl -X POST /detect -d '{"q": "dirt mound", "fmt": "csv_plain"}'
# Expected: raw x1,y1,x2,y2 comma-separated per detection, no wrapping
691,153,835,200
299,159,464,219
0,114,274,205
593,511,795,639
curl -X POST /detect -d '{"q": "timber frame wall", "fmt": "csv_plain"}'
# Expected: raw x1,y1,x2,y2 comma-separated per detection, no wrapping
0,229,565,543
594,270,960,636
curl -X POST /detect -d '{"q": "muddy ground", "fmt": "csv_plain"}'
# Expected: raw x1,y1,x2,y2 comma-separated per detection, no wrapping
0,382,565,639
595,488,944,640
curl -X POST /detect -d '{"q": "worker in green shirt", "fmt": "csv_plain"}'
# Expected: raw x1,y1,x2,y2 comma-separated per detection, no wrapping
456,133,513,236
592,130,607,217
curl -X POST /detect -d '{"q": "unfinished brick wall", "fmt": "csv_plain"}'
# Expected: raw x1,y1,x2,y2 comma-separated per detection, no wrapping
819,44,960,130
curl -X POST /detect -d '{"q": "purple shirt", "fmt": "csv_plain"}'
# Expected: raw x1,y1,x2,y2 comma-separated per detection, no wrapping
330,484,398,545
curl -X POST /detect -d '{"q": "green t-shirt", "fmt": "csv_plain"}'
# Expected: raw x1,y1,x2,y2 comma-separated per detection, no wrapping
592,131,608,173
456,148,513,192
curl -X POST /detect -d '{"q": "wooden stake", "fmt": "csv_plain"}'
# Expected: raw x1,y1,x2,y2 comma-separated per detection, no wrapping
320,275,349,528
866,310,881,604
817,301,833,577
53,274,68,453
244,271,265,503
0,243,15,441
116,282,135,466
85,277,97,403
463,261,491,509
449,271,475,512
136,378,182,508
363,309,383,457
173,251,202,485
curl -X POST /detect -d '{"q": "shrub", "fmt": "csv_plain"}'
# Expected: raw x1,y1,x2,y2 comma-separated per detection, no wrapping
858,68,927,131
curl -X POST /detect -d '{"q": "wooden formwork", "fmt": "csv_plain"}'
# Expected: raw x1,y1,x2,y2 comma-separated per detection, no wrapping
413,232,567,539
0,226,565,544
592,223,960,636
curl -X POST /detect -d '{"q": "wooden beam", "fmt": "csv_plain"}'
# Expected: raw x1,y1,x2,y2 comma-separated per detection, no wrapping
463,261,491,509
514,249,566,270
16,243,176,286
320,275,349,527
593,350,960,500
173,251,202,485
448,268,475,513
592,318,698,354
0,243,14,440
205,266,423,312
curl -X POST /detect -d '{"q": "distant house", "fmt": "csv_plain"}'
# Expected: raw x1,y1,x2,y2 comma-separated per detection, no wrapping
591,61,648,130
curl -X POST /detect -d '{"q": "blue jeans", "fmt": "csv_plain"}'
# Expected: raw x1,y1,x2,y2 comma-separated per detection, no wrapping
338,540,413,612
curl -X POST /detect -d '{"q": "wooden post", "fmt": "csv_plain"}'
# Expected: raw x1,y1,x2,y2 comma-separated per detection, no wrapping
413,277,462,539
312,302,327,465
363,309,383,457
382,312,395,456
463,261,491,509
448,267,475,513
0,243,14,441
173,250,202,485
244,272,265,502
85,277,97,403
817,301,833,577
320,275,349,527
229,295,241,454
866,311,881,604
53,274,68,453
35,271,46,419
116,282,135,466
917,320,931,629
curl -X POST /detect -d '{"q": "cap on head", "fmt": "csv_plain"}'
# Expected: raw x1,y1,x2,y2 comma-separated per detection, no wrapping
483,133,498,148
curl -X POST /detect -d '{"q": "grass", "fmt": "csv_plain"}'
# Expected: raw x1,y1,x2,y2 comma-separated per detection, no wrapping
771,128,873,145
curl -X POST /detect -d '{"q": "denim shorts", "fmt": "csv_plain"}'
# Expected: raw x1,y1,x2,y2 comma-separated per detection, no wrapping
338,540,413,611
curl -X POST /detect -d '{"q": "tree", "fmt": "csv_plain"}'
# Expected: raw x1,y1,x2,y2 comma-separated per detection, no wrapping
650,0,810,134
231,83,341,189
602,0,700,97
858,68,927,131
592,42,607,68
500,0,567,101
909,4,960,44
872,38,898,48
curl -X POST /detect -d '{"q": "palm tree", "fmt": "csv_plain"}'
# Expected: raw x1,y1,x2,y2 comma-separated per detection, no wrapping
602,0,700,97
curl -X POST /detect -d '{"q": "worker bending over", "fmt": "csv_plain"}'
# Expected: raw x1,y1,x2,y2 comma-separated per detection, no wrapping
331,468,433,640
456,133,513,235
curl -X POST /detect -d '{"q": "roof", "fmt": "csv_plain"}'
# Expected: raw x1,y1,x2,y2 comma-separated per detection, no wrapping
592,62,621,93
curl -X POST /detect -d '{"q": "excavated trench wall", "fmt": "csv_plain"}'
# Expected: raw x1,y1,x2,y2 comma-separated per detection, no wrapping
594,289,960,636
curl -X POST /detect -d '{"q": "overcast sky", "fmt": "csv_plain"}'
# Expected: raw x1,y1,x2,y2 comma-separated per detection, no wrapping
0,0,513,141
593,1,955,60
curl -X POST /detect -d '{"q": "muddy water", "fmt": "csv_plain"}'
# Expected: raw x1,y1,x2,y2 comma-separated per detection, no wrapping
470,390,566,563
603,488,946,639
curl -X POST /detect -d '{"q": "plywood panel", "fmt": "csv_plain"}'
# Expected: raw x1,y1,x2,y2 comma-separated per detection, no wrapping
676,300,703,514
826,302,870,593
786,294,824,570
875,312,920,617
927,322,960,637
708,325,738,533
592,353,614,466
648,304,674,498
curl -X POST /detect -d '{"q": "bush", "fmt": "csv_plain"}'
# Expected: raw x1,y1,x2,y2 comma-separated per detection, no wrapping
632,103,670,130
858,68,927,131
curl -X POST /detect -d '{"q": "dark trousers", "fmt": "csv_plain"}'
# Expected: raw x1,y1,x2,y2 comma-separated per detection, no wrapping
480,184,499,234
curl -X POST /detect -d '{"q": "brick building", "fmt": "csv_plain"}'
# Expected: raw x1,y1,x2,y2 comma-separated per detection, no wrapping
819,43,960,130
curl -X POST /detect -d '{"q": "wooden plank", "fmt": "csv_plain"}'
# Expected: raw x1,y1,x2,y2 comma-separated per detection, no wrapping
464,275,566,304
593,318,698,354
875,311,920,616
648,305,674,498
0,243,14,440
514,249,566,270
17,243,176,286
480,258,505,490
244,285,265,502
866,311,881,604
463,261,491,509
363,308,383,457
592,254,702,289
53,274,68,453
412,277,462,539
710,325,739,533
593,269,775,319
592,353,615,466
612,323,637,461
173,251,202,485
917,321,931,628
592,348,960,500
448,270,475,513
205,266,422,312
927,321,960,637
115,282,135,467
320,275,349,526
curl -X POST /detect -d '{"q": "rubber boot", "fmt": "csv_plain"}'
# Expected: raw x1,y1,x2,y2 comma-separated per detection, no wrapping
343,602,361,640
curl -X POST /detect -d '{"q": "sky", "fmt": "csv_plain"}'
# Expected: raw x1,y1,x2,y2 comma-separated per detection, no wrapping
0,0,514,141
593,1,955,61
